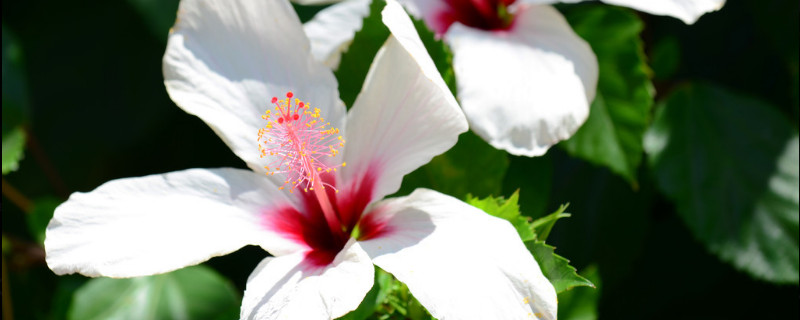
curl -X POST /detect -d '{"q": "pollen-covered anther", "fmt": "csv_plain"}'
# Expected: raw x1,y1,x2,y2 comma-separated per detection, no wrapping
257,91,346,193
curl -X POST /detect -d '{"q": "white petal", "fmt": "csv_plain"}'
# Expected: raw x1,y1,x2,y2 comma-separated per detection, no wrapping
163,0,345,172
446,5,598,157
304,0,371,69
45,168,304,278
292,0,340,5
395,0,450,33
360,189,557,320
241,239,374,319
601,0,725,24
340,0,468,201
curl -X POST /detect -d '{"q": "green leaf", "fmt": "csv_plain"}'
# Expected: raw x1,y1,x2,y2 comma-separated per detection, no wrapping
645,82,799,284
126,0,180,43
367,268,435,320
334,0,389,109
466,191,535,242
68,265,240,320
527,241,595,293
557,265,601,320
530,204,570,242
2,26,29,132
502,155,553,219
560,5,654,183
2,125,25,175
27,197,62,244
397,131,509,199
2,27,29,175
649,36,681,81
468,192,594,294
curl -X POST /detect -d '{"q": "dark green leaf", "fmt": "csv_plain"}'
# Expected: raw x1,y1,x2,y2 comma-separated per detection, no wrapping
502,155,553,219
466,190,535,242
2,125,25,175
126,0,180,43
645,82,799,284
560,5,654,183
543,149,653,288
51,276,89,320
68,265,240,320
27,197,62,244
649,36,680,80
527,241,594,293
557,265,601,320
334,0,389,108
2,26,29,133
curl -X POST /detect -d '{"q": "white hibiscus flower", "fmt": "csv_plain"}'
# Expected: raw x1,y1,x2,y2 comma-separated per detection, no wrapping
44,0,557,319
304,0,724,156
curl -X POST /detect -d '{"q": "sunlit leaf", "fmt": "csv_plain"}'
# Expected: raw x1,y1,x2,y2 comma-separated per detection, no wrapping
557,265,601,320
530,204,570,242
645,82,799,284
469,192,592,293
361,268,434,320
527,241,595,293
2,126,25,175
560,5,654,183
69,265,240,320
467,190,535,242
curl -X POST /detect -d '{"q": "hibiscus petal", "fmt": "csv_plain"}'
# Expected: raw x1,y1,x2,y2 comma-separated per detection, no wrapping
360,189,557,320
446,4,598,156
341,0,468,201
163,0,345,172
45,168,303,278
292,0,339,5
520,0,725,24
396,0,451,34
600,0,725,24
304,0,371,69
241,239,374,319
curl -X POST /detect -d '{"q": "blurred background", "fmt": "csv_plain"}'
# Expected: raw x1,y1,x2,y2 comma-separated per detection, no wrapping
2,0,798,319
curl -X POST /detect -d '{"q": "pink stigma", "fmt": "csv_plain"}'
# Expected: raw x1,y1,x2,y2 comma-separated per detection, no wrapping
257,92,346,194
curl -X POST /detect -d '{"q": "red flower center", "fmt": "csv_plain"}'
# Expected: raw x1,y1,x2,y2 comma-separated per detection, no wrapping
433,0,517,34
258,92,391,269
264,169,391,268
